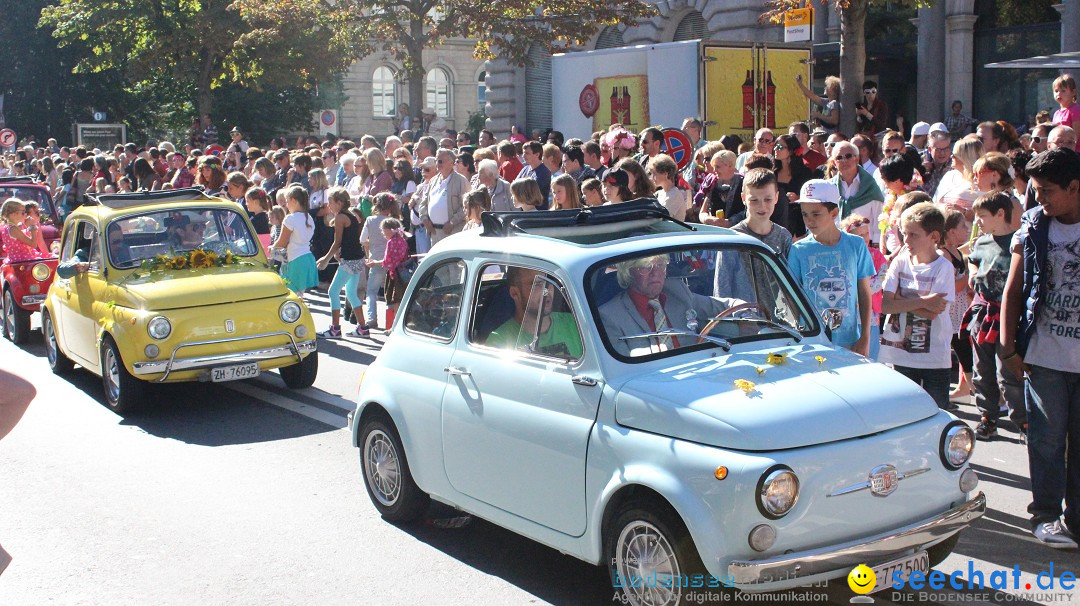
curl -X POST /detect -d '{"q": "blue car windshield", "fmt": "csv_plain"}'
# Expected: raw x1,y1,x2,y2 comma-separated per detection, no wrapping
106,208,259,269
587,245,818,359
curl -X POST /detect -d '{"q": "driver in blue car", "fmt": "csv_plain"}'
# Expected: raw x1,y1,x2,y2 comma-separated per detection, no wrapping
599,254,745,356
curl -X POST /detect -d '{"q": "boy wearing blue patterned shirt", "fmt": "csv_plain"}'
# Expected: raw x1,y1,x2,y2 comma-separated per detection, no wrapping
787,180,874,356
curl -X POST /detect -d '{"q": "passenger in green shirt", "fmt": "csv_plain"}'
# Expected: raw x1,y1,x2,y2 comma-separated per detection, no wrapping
486,267,583,360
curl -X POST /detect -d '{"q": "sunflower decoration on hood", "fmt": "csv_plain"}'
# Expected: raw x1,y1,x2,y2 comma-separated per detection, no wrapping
168,255,189,270
189,249,212,269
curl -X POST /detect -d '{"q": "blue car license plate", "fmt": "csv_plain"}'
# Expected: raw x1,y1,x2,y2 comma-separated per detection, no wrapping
870,550,929,593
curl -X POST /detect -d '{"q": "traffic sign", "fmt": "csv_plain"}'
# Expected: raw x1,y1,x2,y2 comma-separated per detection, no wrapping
660,128,694,170
0,129,15,148
206,144,225,156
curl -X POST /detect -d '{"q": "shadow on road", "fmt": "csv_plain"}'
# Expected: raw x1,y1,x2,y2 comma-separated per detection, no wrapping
13,334,335,446
397,502,613,605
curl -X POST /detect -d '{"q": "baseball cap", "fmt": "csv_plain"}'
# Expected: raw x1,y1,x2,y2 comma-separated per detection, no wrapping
419,156,437,169
421,107,436,115
929,122,949,135
604,168,629,189
911,122,930,136
795,179,840,206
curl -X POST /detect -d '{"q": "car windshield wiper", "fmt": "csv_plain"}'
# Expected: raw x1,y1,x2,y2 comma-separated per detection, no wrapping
711,317,803,342
619,330,732,352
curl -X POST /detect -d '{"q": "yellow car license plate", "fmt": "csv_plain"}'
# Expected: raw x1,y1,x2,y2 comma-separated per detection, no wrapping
870,550,929,593
211,362,260,382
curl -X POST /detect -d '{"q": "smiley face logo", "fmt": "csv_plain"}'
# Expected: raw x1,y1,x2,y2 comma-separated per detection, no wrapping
848,564,876,594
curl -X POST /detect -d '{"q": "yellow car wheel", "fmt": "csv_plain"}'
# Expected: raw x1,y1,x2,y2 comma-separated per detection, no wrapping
43,310,74,375
100,336,146,414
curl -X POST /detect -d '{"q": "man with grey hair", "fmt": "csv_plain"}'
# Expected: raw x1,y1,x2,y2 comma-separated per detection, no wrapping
828,140,884,236
418,148,468,244
735,128,774,173
1048,125,1077,152
476,159,513,212
383,135,402,159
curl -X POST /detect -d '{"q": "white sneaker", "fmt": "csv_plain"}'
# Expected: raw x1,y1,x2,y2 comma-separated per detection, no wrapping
1033,520,1079,549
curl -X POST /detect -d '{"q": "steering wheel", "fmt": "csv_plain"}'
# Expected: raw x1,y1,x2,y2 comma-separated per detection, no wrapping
697,302,769,337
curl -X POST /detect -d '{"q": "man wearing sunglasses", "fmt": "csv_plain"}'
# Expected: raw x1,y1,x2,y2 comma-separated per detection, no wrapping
828,141,884,225
855,80,889,137
735,128,774,173
923,131,954,198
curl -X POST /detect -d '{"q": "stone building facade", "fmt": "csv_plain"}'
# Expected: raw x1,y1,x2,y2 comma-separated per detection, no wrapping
335,0,1080,141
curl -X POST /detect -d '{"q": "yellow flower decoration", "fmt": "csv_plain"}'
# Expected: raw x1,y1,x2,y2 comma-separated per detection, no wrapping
734,379,756,394
189,249,211,269
755,367,767,375
815,355,827,364
168,255,188,269
766,353,786,365
205,251,219,266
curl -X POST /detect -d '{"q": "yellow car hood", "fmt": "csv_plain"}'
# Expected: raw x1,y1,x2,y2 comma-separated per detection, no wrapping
113,267,290,311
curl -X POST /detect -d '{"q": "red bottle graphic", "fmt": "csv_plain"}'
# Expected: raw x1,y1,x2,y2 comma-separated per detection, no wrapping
741,70,754,129
610,87,619,125
621,86,632,125
765,70,776,129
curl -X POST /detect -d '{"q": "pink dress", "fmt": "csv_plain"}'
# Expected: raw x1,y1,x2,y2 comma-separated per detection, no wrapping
1053,103,1080,151
1,224,47,263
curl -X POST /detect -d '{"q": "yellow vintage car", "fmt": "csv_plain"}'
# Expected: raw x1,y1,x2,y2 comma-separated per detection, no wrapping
42,188,318,412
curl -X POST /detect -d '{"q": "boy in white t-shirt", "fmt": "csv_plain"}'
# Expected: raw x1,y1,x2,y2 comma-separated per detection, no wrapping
878,202,955,409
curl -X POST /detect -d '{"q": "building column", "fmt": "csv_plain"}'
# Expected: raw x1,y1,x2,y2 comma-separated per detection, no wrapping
483,58,522,138
944,13,978,118
914,3,946,122
812,1,828,43
1054,1,1080,53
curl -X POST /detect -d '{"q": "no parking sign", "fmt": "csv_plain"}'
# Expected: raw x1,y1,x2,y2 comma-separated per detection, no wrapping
661,128,694,170
0,129,16,148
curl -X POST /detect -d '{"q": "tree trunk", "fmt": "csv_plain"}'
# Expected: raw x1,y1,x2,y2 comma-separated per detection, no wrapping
196,49,215,126
405,17,426,129
838,0,867,137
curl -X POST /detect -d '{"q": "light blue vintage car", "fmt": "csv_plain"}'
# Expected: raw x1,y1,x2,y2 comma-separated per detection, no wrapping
349,201,984,605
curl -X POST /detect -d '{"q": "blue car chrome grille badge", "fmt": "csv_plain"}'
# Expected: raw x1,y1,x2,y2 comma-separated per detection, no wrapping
826,466,930,498
869,464,899,496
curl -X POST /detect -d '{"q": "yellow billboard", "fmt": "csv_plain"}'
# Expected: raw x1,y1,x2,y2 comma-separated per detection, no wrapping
592,75,651,133
703,45,811,137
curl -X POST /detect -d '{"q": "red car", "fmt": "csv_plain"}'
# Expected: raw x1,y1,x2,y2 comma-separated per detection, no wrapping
1,176,61,344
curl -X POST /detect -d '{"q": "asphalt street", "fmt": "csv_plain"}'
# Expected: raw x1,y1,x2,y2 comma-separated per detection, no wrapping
1,290,1078,605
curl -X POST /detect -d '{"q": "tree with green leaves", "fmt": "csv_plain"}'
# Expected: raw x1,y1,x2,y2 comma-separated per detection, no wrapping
765,0,900,135
234,0,656,125
39,0,350,133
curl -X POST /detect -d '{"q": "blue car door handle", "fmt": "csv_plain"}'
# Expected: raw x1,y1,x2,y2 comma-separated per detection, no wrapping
571,375,599,387
444,366,471,376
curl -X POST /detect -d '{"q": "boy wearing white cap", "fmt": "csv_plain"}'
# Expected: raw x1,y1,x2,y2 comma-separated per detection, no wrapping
787,179,875,356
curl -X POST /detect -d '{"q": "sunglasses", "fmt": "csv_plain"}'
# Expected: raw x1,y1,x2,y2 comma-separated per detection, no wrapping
835,153,856,160
884,148,902,155
758,137,775,144
863,88,877,95
1032,137,1043,143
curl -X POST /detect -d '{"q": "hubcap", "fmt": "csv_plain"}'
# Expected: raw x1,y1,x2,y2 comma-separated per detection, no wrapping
104,347,121,404
615,520,681,606
363,429,401,506
3,291,13,337
44,315,57,364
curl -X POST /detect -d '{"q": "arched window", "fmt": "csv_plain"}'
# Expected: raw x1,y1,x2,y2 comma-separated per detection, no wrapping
595,26,625,50
426,67,451,117
673,11,706,42
477,71,487,108
372,66,396,117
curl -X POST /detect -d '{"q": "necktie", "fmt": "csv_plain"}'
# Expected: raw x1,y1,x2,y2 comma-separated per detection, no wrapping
648,299,673,350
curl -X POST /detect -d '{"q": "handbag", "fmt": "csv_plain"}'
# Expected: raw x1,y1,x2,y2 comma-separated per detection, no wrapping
395,256,419,284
